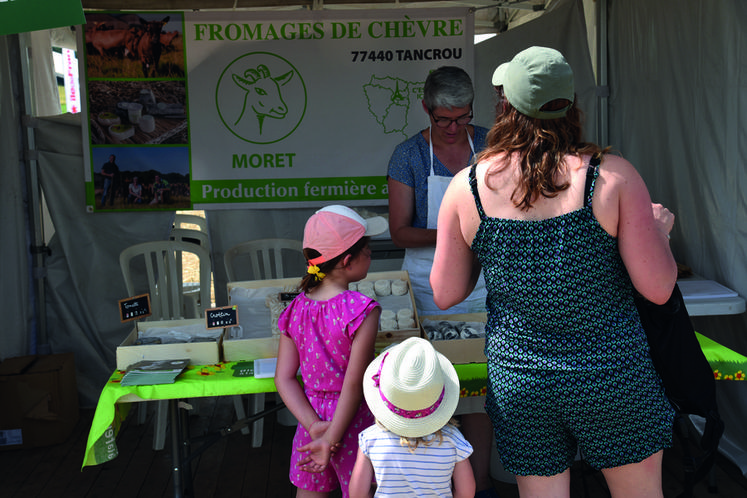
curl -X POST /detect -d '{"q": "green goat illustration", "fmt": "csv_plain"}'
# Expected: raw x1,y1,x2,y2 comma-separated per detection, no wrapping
232,64,294,134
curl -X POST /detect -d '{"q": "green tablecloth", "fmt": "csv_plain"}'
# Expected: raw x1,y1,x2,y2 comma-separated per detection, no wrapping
83,362,277,467
83,336,747,470
82,361,489,468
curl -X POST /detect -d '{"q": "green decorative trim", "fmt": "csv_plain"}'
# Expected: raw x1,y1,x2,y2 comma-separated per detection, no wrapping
696,332,747,381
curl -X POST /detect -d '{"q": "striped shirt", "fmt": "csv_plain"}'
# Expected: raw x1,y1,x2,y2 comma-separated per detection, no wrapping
358,423,473,497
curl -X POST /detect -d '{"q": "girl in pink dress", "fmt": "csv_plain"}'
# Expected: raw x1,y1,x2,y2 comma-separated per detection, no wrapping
275,205,388,498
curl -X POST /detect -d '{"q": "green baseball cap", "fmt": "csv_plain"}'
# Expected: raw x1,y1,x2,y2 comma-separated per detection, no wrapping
491,46,574,119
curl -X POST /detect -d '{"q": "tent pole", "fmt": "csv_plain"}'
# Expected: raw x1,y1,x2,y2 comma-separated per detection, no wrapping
597,0,609,146
18,32,50,355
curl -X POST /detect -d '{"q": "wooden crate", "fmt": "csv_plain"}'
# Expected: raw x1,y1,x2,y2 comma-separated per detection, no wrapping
224,271,420,360
421,313,487,364
116,318,223,370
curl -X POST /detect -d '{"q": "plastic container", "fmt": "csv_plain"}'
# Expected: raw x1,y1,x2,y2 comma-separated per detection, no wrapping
127,103,143,124
139,88,156,107
139,114,156,133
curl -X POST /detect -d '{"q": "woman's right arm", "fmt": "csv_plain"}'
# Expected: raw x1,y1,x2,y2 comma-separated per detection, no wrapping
600,156,677,304
387,178,437,248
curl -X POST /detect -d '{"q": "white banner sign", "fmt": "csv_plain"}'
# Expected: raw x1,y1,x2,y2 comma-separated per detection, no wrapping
82,9,473,211
63,48,81,114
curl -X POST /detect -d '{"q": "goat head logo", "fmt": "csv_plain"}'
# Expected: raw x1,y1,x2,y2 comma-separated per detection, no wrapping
217,53,306,145
232,64,294,133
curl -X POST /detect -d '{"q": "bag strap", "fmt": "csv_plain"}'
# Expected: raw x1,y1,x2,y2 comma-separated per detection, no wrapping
583,153,602,208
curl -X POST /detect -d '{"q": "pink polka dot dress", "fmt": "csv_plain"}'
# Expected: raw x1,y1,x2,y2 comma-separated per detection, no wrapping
278,290,379,496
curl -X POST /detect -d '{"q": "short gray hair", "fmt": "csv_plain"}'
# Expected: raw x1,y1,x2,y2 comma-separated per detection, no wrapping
423,66,474,111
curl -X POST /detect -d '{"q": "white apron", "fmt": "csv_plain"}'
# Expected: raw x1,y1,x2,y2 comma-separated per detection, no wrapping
402,128,487,316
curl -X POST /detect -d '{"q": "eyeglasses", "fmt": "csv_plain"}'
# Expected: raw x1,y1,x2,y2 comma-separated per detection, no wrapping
429,110,473,128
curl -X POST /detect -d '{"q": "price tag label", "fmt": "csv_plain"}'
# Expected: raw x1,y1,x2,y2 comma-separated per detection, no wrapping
279,292,300,302
119,294,151,322
205,305,239,329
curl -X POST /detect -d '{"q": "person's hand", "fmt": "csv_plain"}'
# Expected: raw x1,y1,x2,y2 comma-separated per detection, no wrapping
296,438,336,473
309,420,331,440
652,203,675,238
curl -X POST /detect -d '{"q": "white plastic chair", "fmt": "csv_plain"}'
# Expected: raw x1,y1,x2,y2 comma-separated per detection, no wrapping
119,239,212,450
173,213,208,233
120,240,211,321
224,238,305,446
170,227,209,248
223,238,304,282
170,228,212,318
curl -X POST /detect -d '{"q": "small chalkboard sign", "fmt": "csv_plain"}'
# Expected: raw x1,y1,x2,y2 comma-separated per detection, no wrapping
279,291,300,302
119,294,152,322
205,305,239,330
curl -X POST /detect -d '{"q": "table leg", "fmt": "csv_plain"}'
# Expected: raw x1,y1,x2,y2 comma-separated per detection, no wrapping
170,399,184,498
179,401,193,496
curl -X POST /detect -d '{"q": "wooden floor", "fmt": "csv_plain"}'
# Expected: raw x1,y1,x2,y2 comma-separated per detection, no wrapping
2,396,746,498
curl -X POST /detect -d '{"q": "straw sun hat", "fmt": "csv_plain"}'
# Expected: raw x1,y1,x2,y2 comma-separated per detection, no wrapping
363,337,460,438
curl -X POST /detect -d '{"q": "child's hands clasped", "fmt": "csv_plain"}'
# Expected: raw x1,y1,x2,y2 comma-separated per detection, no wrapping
297,421,341,473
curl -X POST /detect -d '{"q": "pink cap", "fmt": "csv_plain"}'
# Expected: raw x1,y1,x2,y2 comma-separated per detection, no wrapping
303,205,387,266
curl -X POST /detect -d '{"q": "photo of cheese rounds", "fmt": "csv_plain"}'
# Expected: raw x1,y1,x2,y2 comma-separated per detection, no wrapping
109,124,135,141
380,318,398,330
380,309,396,321
97,111,121,126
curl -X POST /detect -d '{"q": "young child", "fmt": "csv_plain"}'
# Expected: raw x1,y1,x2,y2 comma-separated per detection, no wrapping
349,337,476,498
275,205,388,498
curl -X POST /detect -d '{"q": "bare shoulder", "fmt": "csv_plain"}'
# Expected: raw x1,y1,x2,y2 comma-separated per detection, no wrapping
452,165,472,185
594,153,651,204
590,153,650,237
598,153,644,184
444,166,473,200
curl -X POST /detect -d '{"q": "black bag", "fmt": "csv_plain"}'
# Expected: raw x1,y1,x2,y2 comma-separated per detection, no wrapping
634,285,718,418
634,285,724,497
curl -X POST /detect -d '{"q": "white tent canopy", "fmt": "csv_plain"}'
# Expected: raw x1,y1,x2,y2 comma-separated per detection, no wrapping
2,0,746,475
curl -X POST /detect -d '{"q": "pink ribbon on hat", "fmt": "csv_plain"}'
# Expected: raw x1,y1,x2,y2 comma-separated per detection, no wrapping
371,352,445,420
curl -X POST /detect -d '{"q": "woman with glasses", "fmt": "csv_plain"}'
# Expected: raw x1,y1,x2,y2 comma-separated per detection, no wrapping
386,66,498,498
387,65,488,317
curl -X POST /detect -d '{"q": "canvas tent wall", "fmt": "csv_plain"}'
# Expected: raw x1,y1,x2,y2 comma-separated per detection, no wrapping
1,0,746,475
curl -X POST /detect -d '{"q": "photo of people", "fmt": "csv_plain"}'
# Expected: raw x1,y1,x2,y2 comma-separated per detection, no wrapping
87,80,187,145
91,146,190,211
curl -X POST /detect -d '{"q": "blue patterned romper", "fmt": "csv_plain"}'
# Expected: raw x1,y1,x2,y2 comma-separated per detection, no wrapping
469,162,674,476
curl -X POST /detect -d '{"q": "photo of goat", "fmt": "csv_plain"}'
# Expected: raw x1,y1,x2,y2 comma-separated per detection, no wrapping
84,12,184,79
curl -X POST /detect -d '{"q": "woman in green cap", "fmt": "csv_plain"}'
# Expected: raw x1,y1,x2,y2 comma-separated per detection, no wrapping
431,46,677,497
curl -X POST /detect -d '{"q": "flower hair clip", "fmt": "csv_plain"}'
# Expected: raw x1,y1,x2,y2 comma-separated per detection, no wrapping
307,264,326,281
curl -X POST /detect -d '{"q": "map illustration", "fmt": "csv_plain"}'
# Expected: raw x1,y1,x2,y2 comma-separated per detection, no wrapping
363,75,425,139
